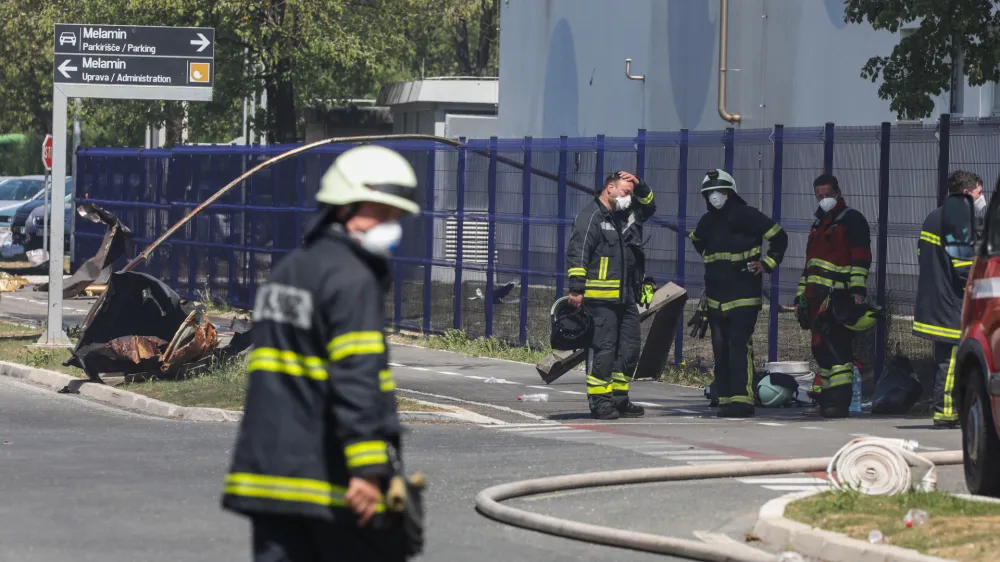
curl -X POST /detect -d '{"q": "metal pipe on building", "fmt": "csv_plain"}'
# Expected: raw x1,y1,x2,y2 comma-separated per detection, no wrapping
718,0,742,123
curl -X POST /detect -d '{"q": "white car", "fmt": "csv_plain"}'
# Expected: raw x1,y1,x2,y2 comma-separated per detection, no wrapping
59,32,76,46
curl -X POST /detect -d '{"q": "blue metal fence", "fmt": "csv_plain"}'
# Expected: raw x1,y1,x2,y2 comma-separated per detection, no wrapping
74,116,994,378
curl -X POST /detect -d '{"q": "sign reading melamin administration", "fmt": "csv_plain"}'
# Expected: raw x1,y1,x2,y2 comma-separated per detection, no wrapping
53,23,214,93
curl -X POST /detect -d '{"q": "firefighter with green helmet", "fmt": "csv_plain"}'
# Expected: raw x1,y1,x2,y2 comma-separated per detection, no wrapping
221,144,424,561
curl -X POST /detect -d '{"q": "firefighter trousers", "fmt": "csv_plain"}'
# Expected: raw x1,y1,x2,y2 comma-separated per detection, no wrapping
251,514,407,562
932,342,959,422
585,300,640,410
707,308,758,406
808,297,855,392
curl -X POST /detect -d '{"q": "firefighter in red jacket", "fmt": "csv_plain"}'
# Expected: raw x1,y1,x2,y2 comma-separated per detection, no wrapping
796,173,872,418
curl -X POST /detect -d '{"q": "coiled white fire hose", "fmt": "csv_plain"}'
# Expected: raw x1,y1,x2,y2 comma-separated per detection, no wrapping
827,437,937,495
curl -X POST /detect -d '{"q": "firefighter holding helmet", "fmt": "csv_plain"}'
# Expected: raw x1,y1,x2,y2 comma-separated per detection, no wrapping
222,145,424,562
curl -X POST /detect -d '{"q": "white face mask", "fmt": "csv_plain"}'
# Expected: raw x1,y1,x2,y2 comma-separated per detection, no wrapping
975,194,987,215
616,195,632,211
818,197,838,213
708,192,727,209
350,220,402,258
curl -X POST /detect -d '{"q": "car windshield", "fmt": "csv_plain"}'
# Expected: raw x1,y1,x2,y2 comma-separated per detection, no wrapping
0,179,43,201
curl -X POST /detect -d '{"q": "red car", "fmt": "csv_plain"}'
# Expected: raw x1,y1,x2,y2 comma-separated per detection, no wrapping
943,193,1000,497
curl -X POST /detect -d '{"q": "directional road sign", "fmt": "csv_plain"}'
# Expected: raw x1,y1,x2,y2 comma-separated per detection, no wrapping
53,23,215,102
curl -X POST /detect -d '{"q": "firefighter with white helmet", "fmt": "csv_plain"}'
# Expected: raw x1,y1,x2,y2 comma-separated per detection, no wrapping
222,144,423,562
689,169,788,418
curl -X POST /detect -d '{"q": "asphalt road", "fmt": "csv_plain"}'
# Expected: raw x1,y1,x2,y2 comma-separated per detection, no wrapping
1,377,774,562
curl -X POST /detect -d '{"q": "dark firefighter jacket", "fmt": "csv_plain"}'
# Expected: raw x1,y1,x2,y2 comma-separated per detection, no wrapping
221,226,401,523
914,205,973,342
613,181,657,294
567,197,627,303
689,194,788,313
797,198,872,300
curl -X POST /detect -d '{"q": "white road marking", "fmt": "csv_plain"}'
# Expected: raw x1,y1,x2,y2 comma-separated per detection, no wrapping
560,390,585,395
496,423,561,428
389,362,405,367
520,430,592,437
632,401,661,407
438,371,461,376
464,375,487,380
674,408,700,414
396,388,547,420
498,426,572,433
526,385,551,390
411,367,430,372
800,426,824,431
758,422,785,427
628,443,693,450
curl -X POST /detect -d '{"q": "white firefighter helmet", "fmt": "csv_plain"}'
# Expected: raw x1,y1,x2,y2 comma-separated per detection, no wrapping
316,145,420,215
700,169,737,194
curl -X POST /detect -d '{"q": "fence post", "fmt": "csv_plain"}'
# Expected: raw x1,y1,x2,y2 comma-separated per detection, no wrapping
453,138,467,331
485,136,498,338
556,136,568,300
937,114,951,206
875,122,892,380
595,134,606,190
636,129,647,177
724,128,735,173
519,136,532,346
675,129,689,365
823,122,835,175
423,146,435,335
768,124,784,363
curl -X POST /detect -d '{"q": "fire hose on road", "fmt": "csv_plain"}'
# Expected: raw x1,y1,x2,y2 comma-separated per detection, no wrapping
474,439,963,562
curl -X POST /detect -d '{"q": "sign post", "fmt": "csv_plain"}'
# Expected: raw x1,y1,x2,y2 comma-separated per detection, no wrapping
39,23,214,347
41,134,53,256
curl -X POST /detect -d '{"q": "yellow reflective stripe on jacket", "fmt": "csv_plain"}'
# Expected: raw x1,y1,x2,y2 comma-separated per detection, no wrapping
913,321,961,340
598,257,609,279
379,369,395,392
248,348,328,381
584,288,620,299
636,190,654,204
804,275,847,289
344,441,389,469
223,472,384,512
850,266,868,276
951,259,973,268
688,231,699,241
920,231,941,246
763,224,782,240
706,297,762,311
849,276,867,288
703,247,761,263
567,267,587,277
585,279,619,288
328,331,385,361
807,258,852,274
763,256,777,270
796,276,807,296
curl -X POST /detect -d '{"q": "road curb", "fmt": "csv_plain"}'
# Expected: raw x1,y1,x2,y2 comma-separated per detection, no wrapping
0,360,494,425
0,361,244,422
753,490,955,562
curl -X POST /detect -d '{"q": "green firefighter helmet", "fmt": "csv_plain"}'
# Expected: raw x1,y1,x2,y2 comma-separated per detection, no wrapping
829,292,881,332
316,145,420,215
756,375,797,407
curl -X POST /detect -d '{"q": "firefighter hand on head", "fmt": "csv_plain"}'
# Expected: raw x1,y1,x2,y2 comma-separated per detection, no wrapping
616,170,640,185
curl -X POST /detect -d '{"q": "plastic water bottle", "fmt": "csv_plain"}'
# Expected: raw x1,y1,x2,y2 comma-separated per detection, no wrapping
518,393,549,402
868,529,887,544
904,509,928,528
850,364,862,413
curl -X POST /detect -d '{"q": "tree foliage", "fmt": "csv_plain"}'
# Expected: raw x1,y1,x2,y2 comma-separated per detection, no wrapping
845,0,1000,120
0,0,499,146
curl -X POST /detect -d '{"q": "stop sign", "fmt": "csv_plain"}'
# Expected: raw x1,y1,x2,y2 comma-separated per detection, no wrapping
42,134,53,171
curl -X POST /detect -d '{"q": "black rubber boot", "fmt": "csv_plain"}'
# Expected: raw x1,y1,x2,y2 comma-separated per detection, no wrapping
933,419,959,429
617,400,645,418
820,385,851,418
591,404,620,420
